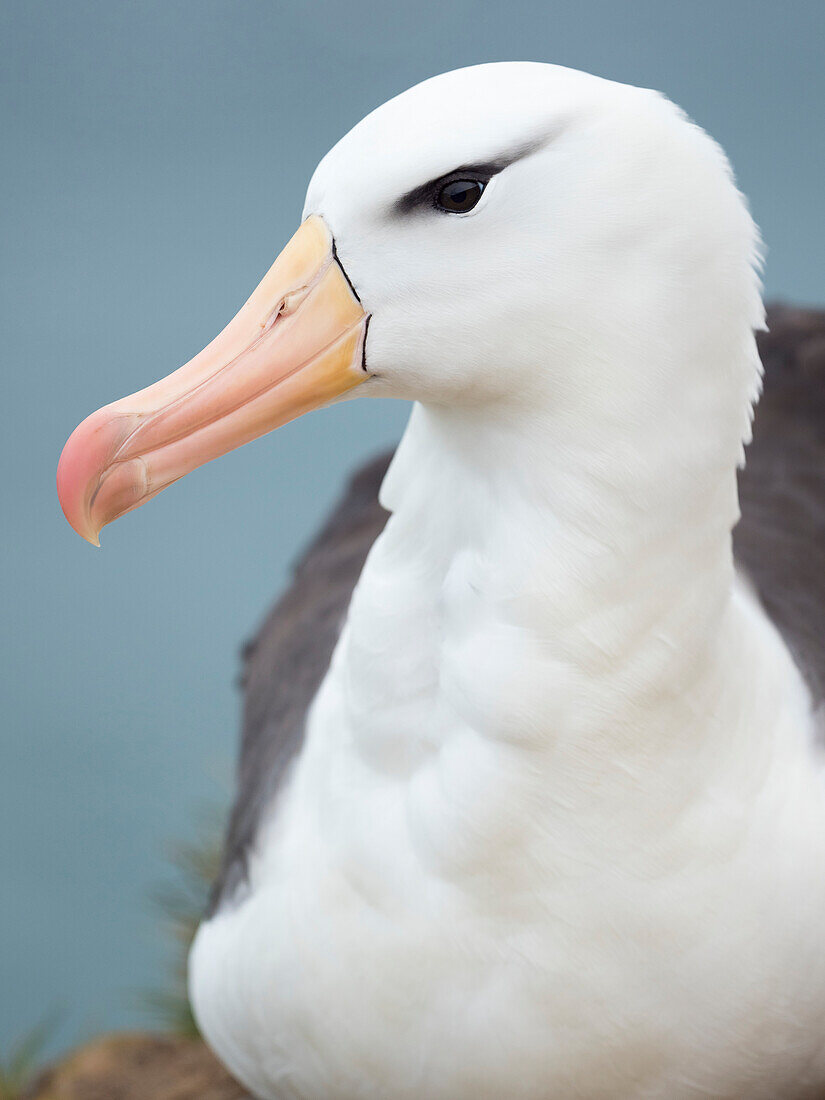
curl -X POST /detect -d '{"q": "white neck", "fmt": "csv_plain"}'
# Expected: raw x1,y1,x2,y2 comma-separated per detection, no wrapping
321,386,813,879
205,346,825,1100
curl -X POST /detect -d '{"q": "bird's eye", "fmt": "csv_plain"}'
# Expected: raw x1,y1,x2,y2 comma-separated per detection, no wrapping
435,178,486,214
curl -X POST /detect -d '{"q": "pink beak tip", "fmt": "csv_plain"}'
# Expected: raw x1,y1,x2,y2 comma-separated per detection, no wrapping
56,412,112,548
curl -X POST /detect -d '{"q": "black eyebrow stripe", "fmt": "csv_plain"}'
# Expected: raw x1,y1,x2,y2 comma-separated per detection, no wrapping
392,136,548,215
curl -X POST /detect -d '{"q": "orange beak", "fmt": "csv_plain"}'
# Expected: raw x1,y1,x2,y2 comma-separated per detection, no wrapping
57,215,369,546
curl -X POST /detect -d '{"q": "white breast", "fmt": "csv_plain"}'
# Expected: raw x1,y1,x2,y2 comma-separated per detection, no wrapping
190,419,825,1100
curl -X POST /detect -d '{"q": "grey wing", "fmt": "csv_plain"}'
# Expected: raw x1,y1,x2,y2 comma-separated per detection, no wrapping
209,452,392,913
735,305,825,705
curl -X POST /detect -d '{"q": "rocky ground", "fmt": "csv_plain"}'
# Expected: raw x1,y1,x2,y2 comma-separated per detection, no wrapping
24,1034,250,1100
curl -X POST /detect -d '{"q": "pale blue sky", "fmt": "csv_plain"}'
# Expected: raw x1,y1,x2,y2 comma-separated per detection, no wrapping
1,0,822,1054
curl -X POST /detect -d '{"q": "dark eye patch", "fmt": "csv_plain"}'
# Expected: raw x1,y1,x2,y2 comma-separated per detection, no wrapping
391,134,552,219
393,163,501,216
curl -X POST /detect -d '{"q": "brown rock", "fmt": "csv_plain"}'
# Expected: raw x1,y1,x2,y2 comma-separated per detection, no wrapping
24,1033,251,1100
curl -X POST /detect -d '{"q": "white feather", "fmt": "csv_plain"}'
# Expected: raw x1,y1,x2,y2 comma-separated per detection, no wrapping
190,63,825,1099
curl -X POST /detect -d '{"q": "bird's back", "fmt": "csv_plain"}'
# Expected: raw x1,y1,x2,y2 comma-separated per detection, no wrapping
735,306,825,705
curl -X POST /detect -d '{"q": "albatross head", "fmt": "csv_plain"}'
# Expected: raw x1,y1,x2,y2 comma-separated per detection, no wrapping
57,62,763,546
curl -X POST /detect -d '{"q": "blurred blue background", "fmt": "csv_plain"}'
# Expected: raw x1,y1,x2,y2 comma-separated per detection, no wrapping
1,0,822,1057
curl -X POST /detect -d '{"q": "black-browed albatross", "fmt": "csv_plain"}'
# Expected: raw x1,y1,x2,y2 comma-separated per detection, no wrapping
58,64,825,1100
